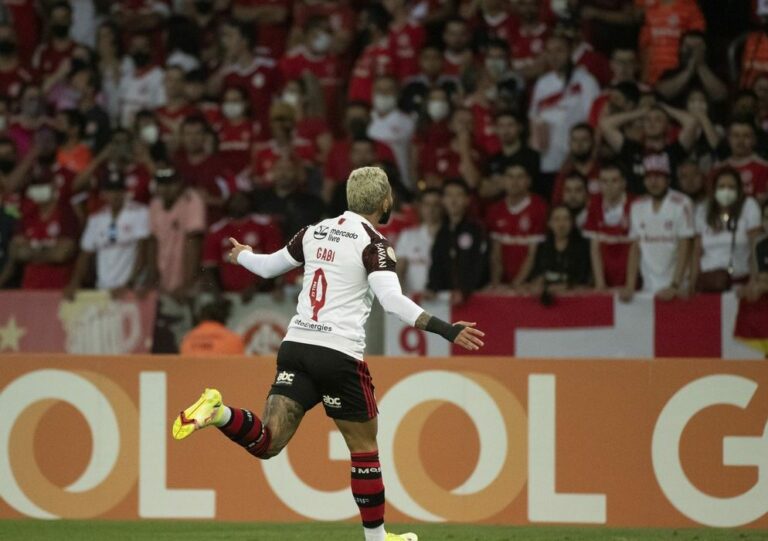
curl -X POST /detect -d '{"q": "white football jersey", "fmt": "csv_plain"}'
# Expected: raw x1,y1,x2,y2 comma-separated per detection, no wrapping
629,189,694,292
282,211,397,360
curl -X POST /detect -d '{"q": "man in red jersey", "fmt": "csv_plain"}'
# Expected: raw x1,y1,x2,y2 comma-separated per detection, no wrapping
348,5,396,104
0,24,34,103
486,161,549,288
721,118,768,203
211,19,280,131
584,162,634,288
32,1,79,87
202,192,283,294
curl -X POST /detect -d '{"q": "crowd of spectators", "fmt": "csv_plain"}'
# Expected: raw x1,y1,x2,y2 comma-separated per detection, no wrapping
0,0,766,312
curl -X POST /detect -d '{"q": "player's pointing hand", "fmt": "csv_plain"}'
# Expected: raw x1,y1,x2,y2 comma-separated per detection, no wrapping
228,237,253,264
453,321,485,351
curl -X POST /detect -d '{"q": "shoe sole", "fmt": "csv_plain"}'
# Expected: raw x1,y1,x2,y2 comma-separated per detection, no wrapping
172,388,222,441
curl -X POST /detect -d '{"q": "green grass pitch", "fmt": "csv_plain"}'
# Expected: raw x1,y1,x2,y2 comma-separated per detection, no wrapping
0,521,766,541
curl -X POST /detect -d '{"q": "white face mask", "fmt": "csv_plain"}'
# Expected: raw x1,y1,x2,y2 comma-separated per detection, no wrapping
139,124,159,145
26,183,54,204
485,58,507,78
281,91,301,108
484,84,498,101
372,93,396,114
715,187,738,208
311,31,332,54
427,100,450,121
222,102,245,119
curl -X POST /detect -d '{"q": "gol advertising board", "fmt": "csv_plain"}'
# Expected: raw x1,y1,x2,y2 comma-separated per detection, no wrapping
0,355,766,529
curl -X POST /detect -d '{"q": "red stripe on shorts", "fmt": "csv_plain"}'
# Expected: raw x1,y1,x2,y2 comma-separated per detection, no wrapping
357,361,374,418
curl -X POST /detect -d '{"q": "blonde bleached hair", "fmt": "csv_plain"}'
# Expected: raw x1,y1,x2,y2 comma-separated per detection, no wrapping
346,166,391,215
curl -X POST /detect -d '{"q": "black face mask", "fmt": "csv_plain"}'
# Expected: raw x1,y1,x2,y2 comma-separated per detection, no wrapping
347,118,368,139
379,205,392,225
0,159,15,174
51,24,70,39
0,40,16,56
132,52,151,68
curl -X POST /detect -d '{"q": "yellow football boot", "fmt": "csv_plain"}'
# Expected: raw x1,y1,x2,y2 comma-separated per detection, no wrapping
172,388,225,440
385,533,418,541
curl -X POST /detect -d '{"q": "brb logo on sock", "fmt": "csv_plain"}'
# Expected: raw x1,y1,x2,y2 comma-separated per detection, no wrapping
275,371,295,385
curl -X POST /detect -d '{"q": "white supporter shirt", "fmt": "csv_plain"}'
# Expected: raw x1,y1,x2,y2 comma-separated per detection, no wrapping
395,223,435,294
282,211,399,360
80,201,150,289
629,190,694,293
368,109,416,188
119,65,166,127
529,67,600,173
695,197,762,278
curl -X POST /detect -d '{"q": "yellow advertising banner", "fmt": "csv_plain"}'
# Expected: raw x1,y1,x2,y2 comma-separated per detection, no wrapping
0,355,766,528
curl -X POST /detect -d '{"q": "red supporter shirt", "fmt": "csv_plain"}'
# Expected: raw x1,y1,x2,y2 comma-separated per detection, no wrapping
279,45,342,117
214,117,262,175
377,204,418,248
573,43,612,87
173,152,237,201
251,138,316,186
509,22,549,71
324,138,396,183
5,0,40,62
726,156,768,200
32,40,76,80
220,57,280,131
155,103,199,142
202,214,283,291
232,0,291,57
292,1,355,36
485,195,548,282
469,101,500,156
473,11,518,45
388,21,426,81
583,194,633,287
348,38,396,104
421,140,481,181
0,63,34,102
19,197,78,288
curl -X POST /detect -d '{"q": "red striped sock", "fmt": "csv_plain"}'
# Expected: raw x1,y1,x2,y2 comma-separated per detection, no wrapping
351,450,385,529
218,408,271,458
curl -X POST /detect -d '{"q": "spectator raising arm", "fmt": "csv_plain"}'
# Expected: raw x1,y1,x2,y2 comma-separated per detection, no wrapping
659,103,698,151
599,107,646,153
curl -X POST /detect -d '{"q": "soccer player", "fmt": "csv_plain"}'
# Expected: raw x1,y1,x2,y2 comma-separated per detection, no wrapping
172,167,485,541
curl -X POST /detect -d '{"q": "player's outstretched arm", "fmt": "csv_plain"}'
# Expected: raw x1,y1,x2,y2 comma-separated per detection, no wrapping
368,271,485,351
229,237,301,279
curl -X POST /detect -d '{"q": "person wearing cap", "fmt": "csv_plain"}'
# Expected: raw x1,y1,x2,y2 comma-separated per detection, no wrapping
147,166,206,298
620,153,694,302
64,171,150,300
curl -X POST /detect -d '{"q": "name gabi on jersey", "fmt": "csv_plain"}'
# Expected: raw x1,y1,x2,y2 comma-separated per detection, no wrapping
316,247,335,262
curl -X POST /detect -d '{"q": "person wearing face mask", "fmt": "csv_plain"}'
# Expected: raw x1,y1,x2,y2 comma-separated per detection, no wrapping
348,5,396,104
551,123,600,203
6,167,78,290
32,1,79,88
279,16,342,124
399,47,460,117
690,167,763,294
214,86,260,176
118,34,166,128
0,24,34,103
621,154,694,303
211,19,279,131
367,76,415,189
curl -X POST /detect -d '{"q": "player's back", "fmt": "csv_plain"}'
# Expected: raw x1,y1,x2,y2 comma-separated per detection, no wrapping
283,211,396,360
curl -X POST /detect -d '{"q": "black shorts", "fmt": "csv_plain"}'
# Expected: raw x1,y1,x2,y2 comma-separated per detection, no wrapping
269,340,378,421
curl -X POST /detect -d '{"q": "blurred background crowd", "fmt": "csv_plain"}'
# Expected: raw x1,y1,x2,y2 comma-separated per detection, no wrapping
0,0,767,317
